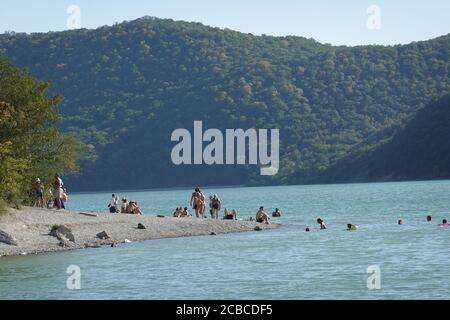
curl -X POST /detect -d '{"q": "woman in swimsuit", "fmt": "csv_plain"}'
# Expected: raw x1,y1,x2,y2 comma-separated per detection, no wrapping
211,194,221,219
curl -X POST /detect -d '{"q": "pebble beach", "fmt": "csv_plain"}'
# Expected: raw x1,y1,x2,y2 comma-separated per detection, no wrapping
0,207,278,257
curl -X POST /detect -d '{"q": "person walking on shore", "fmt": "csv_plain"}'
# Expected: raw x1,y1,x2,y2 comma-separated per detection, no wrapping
211,194,221,219
52,174,63,210
190,187,205,218
33,178,44,208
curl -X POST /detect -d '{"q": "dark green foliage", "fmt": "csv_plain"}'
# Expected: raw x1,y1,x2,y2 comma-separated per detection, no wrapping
321,93,450,182
0,56,86,205
0,17,449,190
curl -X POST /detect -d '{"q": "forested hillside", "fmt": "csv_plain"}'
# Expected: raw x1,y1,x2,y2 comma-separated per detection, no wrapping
1,17,449,191
320,93,450,182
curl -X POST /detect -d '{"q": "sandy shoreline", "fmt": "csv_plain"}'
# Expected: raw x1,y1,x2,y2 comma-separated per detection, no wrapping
0,207,279,257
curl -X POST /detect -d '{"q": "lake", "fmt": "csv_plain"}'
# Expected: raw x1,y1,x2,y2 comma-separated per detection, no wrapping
0,180,449,299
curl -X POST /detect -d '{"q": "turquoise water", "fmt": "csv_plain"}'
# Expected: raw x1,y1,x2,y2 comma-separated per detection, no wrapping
1,181,449,299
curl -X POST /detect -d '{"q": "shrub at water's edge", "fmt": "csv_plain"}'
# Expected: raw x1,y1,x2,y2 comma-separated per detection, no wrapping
0,56,87,209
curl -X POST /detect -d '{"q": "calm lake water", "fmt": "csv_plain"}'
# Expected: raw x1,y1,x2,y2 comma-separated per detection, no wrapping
1,181,449,300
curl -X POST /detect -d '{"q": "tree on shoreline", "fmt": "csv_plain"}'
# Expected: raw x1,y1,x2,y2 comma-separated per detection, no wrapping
0,56,86,208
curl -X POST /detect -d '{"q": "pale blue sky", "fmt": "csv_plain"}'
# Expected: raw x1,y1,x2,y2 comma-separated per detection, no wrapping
1,0,449,45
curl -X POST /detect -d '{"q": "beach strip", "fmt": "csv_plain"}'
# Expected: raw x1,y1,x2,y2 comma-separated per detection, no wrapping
0,207,279,257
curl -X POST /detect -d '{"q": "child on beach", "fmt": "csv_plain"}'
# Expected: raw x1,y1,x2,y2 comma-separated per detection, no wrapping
33,178,44,208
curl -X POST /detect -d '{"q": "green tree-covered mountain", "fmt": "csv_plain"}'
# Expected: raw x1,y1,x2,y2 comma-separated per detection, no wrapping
1,17,449,191
320,93,450,182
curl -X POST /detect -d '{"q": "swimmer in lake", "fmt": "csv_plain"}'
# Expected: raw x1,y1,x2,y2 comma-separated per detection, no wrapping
272,208,281,217
317,218,327,229
347,223,358,230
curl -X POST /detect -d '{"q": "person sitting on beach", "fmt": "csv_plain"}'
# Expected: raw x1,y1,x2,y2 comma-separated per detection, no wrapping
108,194,118,213
121,197,128,213
439,219,449,227
223,208,237,220
190,187,205,218
317,218,327,229
211,194,221,219
180,207,192,218
126,201,142,215
179,207,192,218
272,208,281,217
256,207,270,224
174,207,186,217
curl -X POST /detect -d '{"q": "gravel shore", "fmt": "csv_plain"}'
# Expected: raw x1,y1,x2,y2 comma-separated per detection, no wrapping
0,207,279,257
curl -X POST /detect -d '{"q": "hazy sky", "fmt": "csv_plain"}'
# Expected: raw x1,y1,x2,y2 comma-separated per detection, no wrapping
1,0,449,46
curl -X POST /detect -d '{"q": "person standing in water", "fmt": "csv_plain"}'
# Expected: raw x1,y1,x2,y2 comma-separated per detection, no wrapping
317,218,327,229
272,208,281,217
211,194,221,219
190,187,205,218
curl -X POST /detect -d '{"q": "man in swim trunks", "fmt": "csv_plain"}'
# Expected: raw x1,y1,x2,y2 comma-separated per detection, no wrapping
190,187,205,218
256,207,270,224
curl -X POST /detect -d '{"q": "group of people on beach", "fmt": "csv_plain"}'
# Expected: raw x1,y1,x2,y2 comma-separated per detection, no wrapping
31,174,68,210
108,194,143,215
171,187,281,224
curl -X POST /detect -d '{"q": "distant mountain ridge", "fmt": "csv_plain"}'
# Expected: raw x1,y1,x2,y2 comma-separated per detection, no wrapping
320,93,450,182
0,16,449,191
